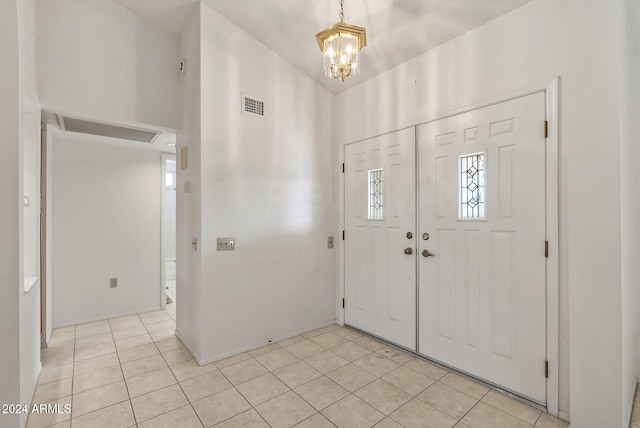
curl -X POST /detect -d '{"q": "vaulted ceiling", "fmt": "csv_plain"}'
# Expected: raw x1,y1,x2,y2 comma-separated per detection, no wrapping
113,0,536,93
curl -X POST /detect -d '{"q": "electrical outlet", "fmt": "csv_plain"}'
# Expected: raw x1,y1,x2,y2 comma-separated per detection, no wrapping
110,278,118,288
328,236,334,249
217,237,235,251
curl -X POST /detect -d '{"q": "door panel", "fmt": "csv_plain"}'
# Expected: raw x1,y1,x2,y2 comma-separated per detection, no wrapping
418,93,547,403
344,128,416,351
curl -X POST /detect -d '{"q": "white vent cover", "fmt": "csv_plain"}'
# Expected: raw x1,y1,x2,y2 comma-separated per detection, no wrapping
57,115,160,143
242,93,265,118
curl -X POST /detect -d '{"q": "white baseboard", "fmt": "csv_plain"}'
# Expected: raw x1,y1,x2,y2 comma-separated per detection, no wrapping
175,329,201,363
52,306,162,328
558,410,570,422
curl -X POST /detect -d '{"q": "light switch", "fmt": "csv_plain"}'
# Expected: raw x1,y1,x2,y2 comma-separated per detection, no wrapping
217,237,235,251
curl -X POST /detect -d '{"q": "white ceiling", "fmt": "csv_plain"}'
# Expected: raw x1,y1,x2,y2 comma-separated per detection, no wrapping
113,0,536,94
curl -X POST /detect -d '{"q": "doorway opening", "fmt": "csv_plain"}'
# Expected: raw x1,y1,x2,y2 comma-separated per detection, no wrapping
162,155,177,315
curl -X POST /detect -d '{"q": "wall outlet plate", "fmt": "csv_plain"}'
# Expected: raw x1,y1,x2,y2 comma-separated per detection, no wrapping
110,278,118,288
217,237,235,251
328,236,334,249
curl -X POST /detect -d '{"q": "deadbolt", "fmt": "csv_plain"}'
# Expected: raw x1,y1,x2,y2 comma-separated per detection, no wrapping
422,233,430,241
422,249,435,258
406,232,413,239
404,247,414,255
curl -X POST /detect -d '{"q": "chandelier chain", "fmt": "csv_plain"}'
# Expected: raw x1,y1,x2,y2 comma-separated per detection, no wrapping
339,0,344,22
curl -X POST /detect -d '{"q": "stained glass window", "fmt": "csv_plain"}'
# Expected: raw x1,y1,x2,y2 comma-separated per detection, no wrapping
460,153,485,218
368,169,383,220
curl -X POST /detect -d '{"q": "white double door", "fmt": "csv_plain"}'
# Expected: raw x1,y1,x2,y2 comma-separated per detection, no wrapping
344,93,547,403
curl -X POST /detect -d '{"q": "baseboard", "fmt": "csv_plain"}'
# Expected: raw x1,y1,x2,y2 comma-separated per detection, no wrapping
175,329,201,364
52,306,162,328
558,410,570,422
196,319,338,366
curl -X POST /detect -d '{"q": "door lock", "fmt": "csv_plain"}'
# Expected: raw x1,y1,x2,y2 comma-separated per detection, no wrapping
404,247,414,255
422,233,430,241
422,249,435,258
406,232,413,239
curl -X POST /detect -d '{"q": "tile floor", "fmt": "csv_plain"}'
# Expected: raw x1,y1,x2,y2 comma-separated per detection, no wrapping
29,308,570,428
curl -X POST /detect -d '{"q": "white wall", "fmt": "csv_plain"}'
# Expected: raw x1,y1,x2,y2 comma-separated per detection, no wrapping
38,0,180,128
51,132,163,326
334,0,632,425
0,0,23,426
176,3,336,364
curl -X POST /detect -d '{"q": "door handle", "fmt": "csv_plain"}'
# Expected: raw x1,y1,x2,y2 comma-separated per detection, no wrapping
404,247,414,255
422,249,435,258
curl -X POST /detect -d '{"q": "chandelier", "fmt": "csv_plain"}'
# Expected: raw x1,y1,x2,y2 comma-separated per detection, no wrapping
316,0,367,82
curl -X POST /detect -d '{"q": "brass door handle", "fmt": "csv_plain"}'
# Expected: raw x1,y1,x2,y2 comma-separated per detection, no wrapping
404,247,414,255
422,249,435,258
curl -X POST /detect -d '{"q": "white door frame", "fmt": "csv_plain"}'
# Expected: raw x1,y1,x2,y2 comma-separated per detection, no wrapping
160,154,177,309
337,77,560,416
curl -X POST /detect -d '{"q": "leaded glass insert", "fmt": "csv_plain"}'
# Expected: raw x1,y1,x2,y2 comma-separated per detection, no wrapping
368,169,383,220
460,153,485,218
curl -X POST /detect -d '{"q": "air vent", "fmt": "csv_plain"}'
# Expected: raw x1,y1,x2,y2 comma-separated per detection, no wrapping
242,93,265,118
58,116,160,143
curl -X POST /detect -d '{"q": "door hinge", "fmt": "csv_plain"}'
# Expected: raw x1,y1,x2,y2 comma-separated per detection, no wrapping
544,121,549,139
545,240,549,258
342,163,345,173
342,298,345,308
342,230,345,240
545,360,549,378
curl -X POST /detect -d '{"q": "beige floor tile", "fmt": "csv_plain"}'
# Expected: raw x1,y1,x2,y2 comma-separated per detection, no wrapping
162,347,194,366
534,413,570,428
220,359,268,385
131,384,189,422
25,396,72,428
254,348,299,371
293,413,335,428
115,334,153,351
353,353,400,377
49,333,75,345
155,337,186,353
117,343,159,364
73,365,123,394
71,380,129,417
214,352,251,369
41,340,75,357
273,361,322,389
38,363,74,385
382,366,435,396
145,319,175,333
74,342,116,362
416,382,478,419
108,316,143,332
481,390,541,424
256,391,316,428
214,409,269,427
51,325,75,336
302,329,326,339
71,400,134,428
75,324,111,339
248,343,281,357
454,423,473,428
322,394,385,428
330,342,371,362
353,336,386,352
461,402,531,428
390,399,457,428
76,320,109,331
33,378,72,403
181,370,232,402
42,351,74,368
126,367,176,398
294,376,350,410
374,417,404,428
404,358,448,380
192,387,251,427
73,353,120,376
326,364,377,392
121,354,167,379
439,373,490,400
138,404,203,428
112,325,148,341
75,333,114,350
304,351,349,374
139,311,172,324
150,328,176,342
376,346,413,365
236,373,290,406
356,379,412,415
285,340,325,359
171,359,218,382
309,332,347,349
332,328,362,341
33,421,70,428
277,335,306,348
